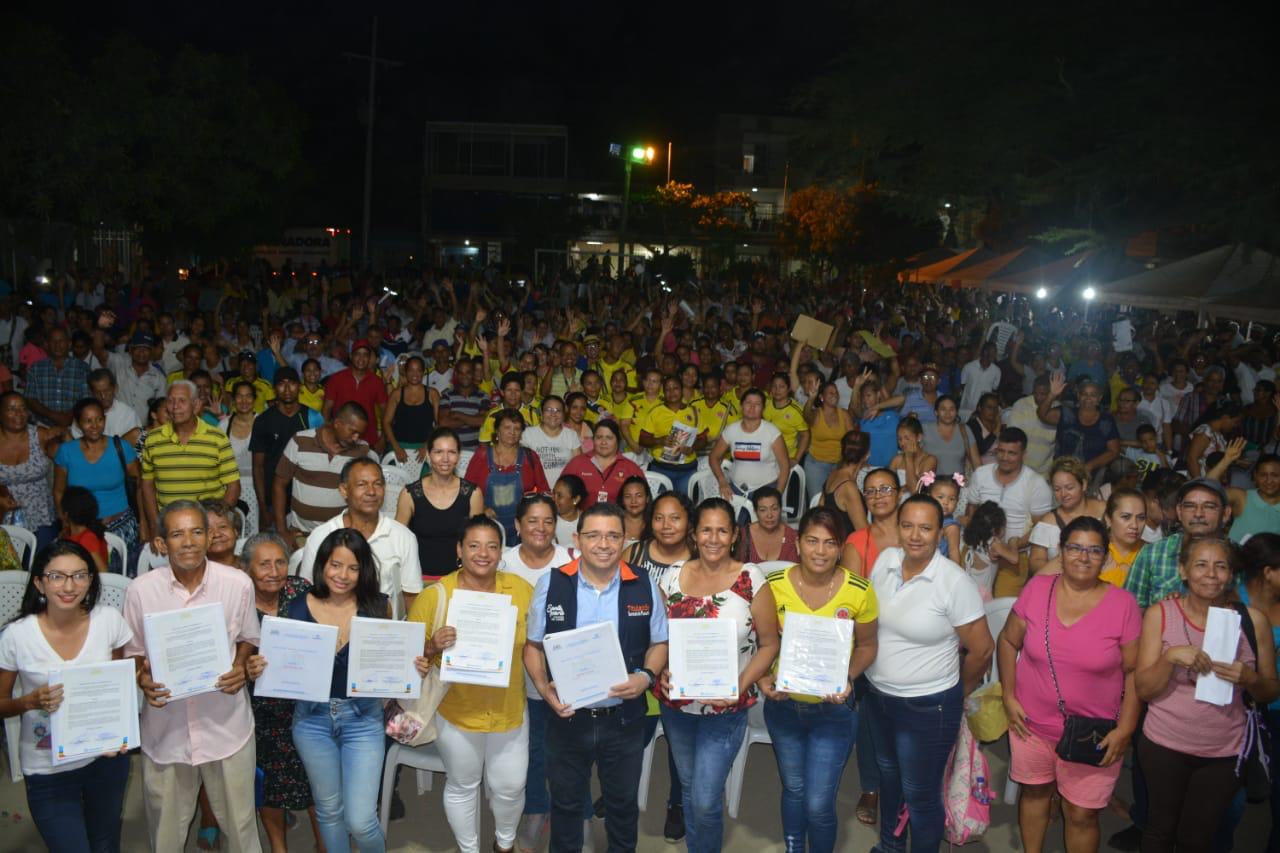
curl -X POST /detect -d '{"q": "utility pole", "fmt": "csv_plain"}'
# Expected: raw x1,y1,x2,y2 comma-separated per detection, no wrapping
345,17,402,270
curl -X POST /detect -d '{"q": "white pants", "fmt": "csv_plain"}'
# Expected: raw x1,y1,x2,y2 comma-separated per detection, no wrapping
435,715,529,853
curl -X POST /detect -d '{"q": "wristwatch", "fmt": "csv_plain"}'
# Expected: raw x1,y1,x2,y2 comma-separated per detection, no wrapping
635,667,657,690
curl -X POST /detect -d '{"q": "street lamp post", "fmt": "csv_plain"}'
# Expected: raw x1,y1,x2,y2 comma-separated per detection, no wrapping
614,144,654,279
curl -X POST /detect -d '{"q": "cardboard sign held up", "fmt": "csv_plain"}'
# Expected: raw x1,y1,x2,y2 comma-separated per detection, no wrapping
791,315,835,351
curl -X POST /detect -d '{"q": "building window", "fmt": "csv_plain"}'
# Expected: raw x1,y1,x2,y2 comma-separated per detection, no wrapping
742,153,755,174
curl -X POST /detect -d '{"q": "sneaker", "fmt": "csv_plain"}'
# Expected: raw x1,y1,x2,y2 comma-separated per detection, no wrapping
1108,824,1142,851
515,814,549,853
663,804,685,843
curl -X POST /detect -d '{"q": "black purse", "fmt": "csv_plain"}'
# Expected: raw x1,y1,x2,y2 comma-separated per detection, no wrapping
1230,602,1273,803
1044,577,1117,766
112,436,139,517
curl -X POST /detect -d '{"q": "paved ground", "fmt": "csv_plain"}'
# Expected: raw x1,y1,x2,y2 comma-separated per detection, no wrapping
0,735,1269,851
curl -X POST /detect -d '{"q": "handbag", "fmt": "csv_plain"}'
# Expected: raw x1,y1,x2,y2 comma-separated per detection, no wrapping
384,583,450,746
1230,601,1273,803
1043,576,1116,766
112,436,139,517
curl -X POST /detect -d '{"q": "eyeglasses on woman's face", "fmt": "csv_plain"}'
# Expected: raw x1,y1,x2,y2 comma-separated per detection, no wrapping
1063,543,1105,560
44,571,92,585
863,485,898,498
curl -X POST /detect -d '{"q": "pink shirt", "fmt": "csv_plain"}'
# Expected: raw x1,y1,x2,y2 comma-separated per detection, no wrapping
123,560,260,765
1012,574,1141,743
1143,598,1254,758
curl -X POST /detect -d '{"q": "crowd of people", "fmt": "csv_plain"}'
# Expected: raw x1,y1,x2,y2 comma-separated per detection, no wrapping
0,260,1279,853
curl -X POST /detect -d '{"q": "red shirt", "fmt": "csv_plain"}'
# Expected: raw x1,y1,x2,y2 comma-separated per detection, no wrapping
560,453,647,508
464,446,551,498
64,528,107,563
324,368,388,446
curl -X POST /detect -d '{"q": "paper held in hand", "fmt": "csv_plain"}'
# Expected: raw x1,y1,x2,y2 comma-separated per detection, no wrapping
776,612,853,697
48,659,140,765
660,421,698,463
669,618,739,701
542,622,629,709
347,617,426,699
791,314,835,352
441,589,518,688
255,616,338,703
143,602,233,701
1195,606,1241,706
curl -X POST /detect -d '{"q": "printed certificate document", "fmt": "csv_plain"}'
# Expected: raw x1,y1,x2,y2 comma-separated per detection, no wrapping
1195,606,1242,706
669,618,739,701
347,617,425,699
255,616,338,702
776,612,853,697
48,660,139,765
542,622,629,709
143,603,233,701
442,590,517,687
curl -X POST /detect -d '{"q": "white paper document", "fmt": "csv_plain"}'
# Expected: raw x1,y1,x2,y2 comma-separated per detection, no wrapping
669,618,739,701
143,603,233,701
776,612,854,697
542,622,629,709
255,616,338,702
1195,606,1242,706
442,590,518,687
347,617,426,698
48,660,139,765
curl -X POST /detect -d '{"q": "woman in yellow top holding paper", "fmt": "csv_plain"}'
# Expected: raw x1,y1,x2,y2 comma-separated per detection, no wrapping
639,375,705,497
408,515,533,853
757,507,879,853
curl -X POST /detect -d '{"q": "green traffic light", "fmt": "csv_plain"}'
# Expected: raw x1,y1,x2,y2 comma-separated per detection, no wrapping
631,146,646,161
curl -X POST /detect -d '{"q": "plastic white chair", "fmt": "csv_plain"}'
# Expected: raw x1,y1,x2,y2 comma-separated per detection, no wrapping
234,537,247,557
455,448,475,477
730,495,758,527
382,465,412,518
2,525,36,570
378,741,446,834
725,701,773,818
228,506,248,540
1,571,29,782
809,491,822,509
97,572,131,612
103,532,127,576
135,543,166,576
983,597,1016,686
289,548,306,577
782,466,806,523
687,470,720,504
645,471,674,496
239,489,260,539
382,449,425,482
637,722,665,812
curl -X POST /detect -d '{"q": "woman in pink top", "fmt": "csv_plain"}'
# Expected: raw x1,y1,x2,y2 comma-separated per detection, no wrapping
1135,537,1279,852
998,516,1142,853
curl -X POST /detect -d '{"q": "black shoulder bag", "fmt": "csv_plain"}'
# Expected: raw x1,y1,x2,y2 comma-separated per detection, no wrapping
1044,576,1117,766
112,436,140,517
1230,601,1273,804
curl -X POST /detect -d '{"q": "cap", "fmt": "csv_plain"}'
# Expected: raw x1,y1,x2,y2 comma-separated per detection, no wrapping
751,331,767,340
273,366,300,385
237,349,256,360
1176,477,1228,506
351,339,373,353
582,334,602,346
920,362,940,377
430,338,451,350
128,331,156,348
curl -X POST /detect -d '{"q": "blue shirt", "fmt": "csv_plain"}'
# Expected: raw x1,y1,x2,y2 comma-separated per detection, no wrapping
54,438,137,518
528,565,669,708
898,390,938,424
861,410,901,468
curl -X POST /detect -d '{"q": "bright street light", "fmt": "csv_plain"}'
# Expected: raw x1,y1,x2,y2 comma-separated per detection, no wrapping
1035,287,1048,300
1082,286,1096,300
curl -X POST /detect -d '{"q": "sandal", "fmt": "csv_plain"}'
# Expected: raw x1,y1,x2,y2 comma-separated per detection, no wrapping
855,791,878,825
196,827,222,850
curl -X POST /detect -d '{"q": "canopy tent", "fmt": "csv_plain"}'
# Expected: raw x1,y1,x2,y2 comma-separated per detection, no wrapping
983,250,1098,295
901,247,957,270
946,247,1051,287
1092,243,1280,322
900,246,995,283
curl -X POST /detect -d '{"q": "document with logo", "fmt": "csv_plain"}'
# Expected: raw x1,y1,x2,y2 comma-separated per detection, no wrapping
661,421,698,463
441,590,517,688
669,618,739,701
542,622,629,709
347,617,426,699
1195,606,1241,706
776,612,853,697
254,616,338,702
48,660,139,765
143,603,232,701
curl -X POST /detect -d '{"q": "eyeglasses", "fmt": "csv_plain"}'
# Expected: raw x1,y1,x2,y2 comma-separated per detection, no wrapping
1063,543,1106,560
579,532,624,545
44,571,92,585
863,485,899,497
1178,501,1221,513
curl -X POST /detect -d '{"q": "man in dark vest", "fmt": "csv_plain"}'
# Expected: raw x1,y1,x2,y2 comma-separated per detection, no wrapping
524,502,669,853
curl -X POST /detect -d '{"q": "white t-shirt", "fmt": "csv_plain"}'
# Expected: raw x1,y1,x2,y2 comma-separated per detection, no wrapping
866,548,985,698
1158,379,1192,412
720,419,783,492
428,368,454,396
298,514,423,616
1137,395,1174,431
958,361,1001,421
0,607,133,775
555,516,578,549
961,463,1054,541
521,426,582,487
70,401,142,440
499,544,574,697
835,375,856,410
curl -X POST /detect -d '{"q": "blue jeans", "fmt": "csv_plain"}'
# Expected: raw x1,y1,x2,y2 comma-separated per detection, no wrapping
292,698,386,853
545,710,646,853
660,706,747,853
524,698,593,819
764,697,857,853
802,456,836,504
864,683,963,853
25,752,131,853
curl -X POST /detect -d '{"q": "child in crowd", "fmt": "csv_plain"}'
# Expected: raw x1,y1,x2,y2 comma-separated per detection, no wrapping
58,485,108,573
890,416,937,493
1124,423,1171,479
919,470,963,560
960,500,1018,601
552,474,586,548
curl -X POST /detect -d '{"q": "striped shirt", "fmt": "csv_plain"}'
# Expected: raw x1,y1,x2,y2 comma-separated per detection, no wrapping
140,419,240,507
274,428,375,531
440,388,491,449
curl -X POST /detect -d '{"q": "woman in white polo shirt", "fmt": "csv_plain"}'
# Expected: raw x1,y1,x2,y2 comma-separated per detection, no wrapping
863,494,995,853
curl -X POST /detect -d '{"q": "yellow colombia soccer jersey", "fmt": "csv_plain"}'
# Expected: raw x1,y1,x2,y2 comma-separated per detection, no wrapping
765,398,809,458
690,396,732,443
597,396,636,425
766,564,879,703
642,403,701,465
598,358,637,392
627,393,661,447
224,375,275,414
479,401,541,442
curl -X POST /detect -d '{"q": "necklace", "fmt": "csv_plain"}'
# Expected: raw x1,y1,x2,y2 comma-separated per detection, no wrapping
796,566,838,607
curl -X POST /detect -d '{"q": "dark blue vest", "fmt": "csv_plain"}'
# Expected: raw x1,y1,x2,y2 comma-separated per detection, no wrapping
544,559,654,723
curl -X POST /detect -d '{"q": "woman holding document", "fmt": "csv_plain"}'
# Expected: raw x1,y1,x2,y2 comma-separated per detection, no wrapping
757,507,880,853
1133,536,1278,850
863,494,994,853
249,528,395,853
656,497,779,853
408,515,534,853
0,541,133,852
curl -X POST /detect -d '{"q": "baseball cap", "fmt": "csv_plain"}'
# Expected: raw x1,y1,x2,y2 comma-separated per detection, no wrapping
128,331,156,348
430,338,451,350
273,366,300,385
351,339,373,353
1176,477,1228,506
237,349,256,360
582,334,602,346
